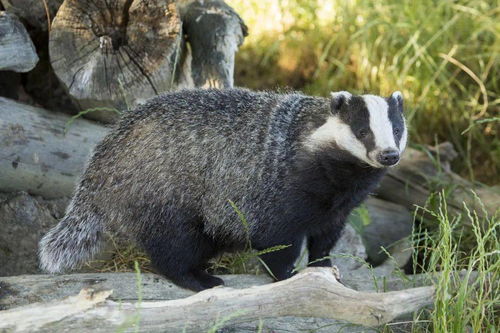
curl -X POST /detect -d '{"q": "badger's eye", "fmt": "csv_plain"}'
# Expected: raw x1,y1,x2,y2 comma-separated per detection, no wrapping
394,128,400,135
358,129,368,138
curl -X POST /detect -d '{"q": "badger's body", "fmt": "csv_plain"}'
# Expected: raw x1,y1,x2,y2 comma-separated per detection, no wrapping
40,88,407,291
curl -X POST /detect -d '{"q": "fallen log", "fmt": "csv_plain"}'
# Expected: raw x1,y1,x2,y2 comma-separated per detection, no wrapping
0,270,441,310
378,142,500,219
0,268,435,332
0,11,38,72
0,97,107,198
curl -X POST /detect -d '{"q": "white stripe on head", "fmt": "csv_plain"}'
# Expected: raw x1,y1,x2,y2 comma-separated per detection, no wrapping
330,91,352,102
363,95,398,151
399,119,408,152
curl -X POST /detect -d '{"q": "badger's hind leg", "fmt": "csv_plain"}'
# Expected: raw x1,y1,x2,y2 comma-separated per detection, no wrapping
137,207,223,291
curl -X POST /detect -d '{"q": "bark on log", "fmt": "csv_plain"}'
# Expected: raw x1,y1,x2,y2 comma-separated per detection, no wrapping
0,268,435,332
49,0,182,122
0,0,63,31
378,142,500,219
178,0,248,88
0,97,107,199
0,11,38,72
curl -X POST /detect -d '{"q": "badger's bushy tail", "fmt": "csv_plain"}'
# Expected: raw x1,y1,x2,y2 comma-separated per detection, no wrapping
39,209,104,273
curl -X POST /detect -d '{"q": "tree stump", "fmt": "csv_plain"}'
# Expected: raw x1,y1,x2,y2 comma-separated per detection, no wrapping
179,0,248,88
49,0,182,122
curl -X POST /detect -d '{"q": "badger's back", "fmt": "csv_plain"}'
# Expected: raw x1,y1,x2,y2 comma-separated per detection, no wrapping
74,89,313,241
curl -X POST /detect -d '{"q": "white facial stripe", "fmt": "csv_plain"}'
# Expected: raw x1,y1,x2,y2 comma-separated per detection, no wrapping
399,119,408,151
305,116,379,168
363,95,397,151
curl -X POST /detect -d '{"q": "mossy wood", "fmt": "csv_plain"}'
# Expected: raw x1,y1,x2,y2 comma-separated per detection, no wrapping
0,268,435,332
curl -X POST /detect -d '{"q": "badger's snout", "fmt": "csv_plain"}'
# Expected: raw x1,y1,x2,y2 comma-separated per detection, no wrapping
377,149,400,166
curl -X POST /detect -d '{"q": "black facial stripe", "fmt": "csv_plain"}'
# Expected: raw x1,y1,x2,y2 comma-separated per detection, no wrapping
336,96,376,153
387,97,404,146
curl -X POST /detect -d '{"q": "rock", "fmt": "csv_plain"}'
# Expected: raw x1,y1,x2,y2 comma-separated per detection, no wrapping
0,0,63,31
362,197,413,266
296,224,367,273
331,223,367,271
0,192,68,276
0,11,38,72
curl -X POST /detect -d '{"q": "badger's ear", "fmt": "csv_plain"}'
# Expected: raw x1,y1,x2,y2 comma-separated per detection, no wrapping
330,91,351,114
390,91,404,111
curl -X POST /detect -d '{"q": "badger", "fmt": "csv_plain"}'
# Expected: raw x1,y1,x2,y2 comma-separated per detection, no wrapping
39,88,407,291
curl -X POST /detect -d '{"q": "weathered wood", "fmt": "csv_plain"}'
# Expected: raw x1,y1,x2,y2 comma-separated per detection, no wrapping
0,272,271,309
49,0,182,122
0,268,435,332
0,0,63,31
0,11,38,72
0,271,439,310
178,0,248,88
378,142,500,219
0,97,107,198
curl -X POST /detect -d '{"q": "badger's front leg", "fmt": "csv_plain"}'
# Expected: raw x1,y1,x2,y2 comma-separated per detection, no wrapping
307,219,346,267
256,237,302,281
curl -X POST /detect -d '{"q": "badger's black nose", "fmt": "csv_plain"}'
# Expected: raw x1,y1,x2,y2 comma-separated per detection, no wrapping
377,149,400,166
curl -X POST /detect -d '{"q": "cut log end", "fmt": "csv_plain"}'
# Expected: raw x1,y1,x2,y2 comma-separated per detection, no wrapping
49,0,182,120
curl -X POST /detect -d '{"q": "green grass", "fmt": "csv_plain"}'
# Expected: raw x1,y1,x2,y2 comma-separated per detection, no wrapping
229,0,499,185
407,192,499,332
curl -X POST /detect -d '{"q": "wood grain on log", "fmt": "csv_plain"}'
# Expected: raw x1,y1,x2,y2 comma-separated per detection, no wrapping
0,268,435,332
0,97,107,198
0,11,38,72
49,0,182,122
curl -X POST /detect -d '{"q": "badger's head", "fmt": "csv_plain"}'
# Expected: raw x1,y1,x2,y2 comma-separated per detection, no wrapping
306,91,407,168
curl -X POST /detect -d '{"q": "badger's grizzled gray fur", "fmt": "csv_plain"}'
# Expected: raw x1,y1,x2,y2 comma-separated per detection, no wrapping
39,88,407,291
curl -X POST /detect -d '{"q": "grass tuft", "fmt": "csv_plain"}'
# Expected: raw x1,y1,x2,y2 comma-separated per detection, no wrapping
409,191,499,332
